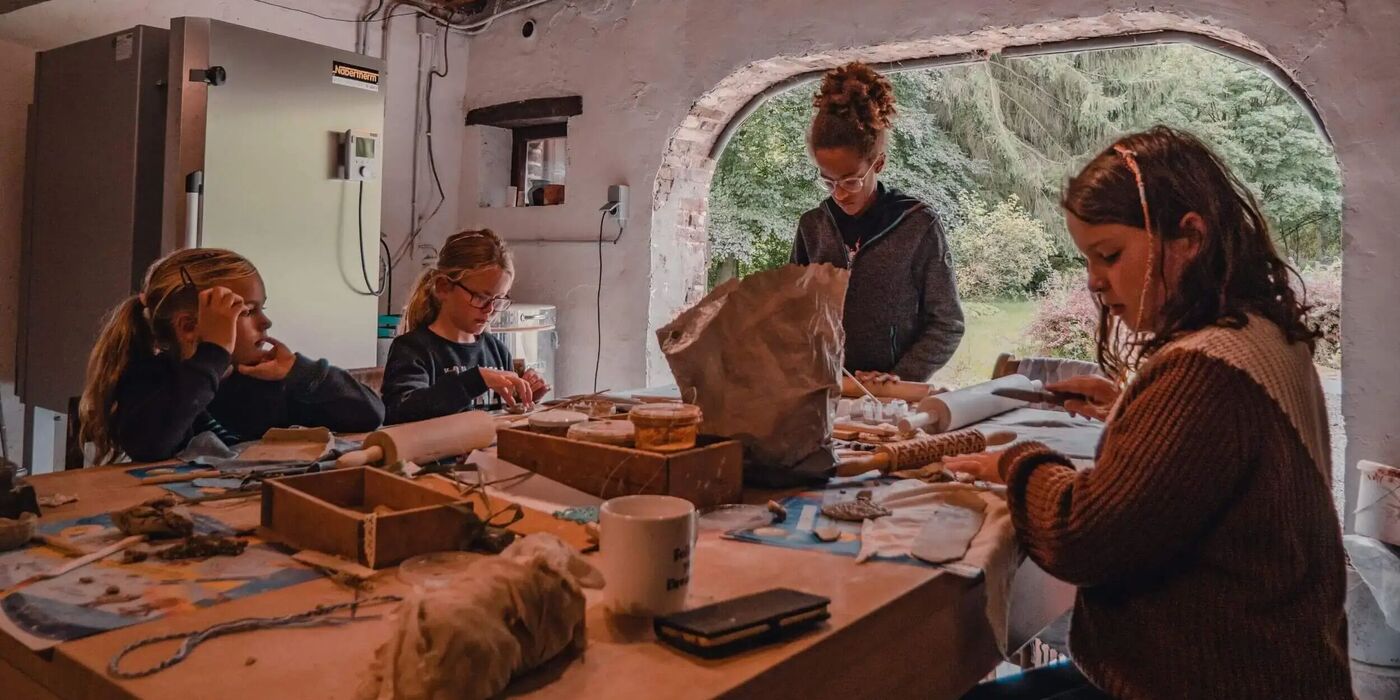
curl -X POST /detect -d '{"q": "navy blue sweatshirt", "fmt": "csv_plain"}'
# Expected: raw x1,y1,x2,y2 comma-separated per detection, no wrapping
381,326,514,424
112,342,385,463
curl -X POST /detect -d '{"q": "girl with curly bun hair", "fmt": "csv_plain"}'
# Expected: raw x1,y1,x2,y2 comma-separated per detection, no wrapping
790,62,964,384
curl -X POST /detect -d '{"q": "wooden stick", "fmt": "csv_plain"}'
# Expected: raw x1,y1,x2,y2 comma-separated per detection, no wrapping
32,533,91,557
140,469,221,485
39,535,146,581
841,368,880,402
333,445,384,469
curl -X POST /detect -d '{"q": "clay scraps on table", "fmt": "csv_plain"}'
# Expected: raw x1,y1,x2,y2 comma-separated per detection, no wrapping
820,490,892,522
156,534,247,561
112,496,194,539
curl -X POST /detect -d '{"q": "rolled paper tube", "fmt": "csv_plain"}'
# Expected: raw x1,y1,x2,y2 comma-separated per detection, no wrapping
913,375,1040,434
334,412,496,468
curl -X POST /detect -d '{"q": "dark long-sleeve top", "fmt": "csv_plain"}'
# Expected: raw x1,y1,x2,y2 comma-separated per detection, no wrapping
380,325,514,424
790,184,965,381
112,342,384,463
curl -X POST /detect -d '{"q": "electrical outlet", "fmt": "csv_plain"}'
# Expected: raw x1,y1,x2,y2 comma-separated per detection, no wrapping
607,184,629,225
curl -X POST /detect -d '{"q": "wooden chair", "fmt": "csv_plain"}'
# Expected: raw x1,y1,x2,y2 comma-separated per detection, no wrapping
992,353,1101,384
347,366,385,396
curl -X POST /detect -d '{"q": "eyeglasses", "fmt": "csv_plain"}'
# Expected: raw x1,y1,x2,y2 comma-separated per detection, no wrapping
815,158,880,193
449,278,512,312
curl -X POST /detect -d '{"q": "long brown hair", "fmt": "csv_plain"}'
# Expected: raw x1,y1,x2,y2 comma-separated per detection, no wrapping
808,62,897,160
1062,126,1319,379
400,229,514,333
80,249,258,463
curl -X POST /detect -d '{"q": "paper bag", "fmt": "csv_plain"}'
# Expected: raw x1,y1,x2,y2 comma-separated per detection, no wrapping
657,263,848,486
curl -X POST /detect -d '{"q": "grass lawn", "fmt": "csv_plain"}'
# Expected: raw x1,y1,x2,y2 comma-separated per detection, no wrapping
931,300,1038,389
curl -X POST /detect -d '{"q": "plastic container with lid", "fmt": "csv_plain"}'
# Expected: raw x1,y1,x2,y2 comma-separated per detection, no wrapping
628,403,703,453
528,410,589,437
567,419,636,447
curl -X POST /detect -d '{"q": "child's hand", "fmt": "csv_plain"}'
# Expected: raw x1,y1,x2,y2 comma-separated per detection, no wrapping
237,338,295,381
1048,375,1119,421
480,368,533,409
197,287,244,353
943,451,1005,484
854,370,900,385
522,369,550,401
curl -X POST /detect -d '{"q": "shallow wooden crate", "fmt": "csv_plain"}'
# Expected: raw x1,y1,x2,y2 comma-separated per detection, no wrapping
496,428,743,508
260,467,474,568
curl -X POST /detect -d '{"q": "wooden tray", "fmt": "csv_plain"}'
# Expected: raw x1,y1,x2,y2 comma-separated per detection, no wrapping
496,428,743,508
260,467,478,568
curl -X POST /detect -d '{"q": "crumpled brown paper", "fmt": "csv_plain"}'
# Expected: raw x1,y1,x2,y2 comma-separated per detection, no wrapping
657,263,848,486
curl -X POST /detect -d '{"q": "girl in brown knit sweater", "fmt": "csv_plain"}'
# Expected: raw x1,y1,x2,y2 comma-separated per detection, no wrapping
947,127,1351,699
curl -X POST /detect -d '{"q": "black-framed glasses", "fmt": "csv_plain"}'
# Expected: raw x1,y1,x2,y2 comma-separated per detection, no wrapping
815,158,879,193
449,278,512,312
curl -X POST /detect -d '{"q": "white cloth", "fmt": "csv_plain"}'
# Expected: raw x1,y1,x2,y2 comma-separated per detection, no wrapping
359,534,602,700
980,408,1104,459
855,480,989,564
1345,534,1400,631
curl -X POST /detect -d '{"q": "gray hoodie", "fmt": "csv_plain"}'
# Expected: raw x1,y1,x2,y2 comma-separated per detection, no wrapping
790,193,965,381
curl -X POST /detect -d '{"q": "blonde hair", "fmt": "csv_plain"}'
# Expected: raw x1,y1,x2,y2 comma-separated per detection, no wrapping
400,229,514,332
80,248,258,464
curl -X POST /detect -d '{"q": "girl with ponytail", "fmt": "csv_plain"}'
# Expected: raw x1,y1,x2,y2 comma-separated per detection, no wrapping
382,229,547,423
80,248,384,463
790,62,964,384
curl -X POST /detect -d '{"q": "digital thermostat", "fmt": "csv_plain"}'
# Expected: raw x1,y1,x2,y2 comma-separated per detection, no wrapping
340,129,380,181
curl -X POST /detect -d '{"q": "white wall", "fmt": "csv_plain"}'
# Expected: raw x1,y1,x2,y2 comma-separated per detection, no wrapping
0,36,34,462
0,0,468,463
454,0,1400,525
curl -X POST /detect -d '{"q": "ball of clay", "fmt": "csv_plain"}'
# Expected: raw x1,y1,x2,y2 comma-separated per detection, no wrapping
0,512,38,551
358,534,598,700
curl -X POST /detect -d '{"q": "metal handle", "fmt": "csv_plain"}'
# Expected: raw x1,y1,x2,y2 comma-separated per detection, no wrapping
183,170,203,248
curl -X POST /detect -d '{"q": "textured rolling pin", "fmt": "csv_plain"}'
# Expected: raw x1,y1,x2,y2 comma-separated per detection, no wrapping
835,428,1015,476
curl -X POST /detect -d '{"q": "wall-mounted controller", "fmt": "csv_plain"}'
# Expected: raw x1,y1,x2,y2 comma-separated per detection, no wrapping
339,129,380,180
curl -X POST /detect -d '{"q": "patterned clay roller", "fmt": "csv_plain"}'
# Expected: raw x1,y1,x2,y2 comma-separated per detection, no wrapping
835,428,1016,476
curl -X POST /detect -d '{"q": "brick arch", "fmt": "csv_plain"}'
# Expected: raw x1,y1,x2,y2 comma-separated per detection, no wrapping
644,11,1323,385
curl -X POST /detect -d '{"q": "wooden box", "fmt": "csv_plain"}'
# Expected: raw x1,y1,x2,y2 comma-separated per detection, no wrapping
260,467,473,568
496,428,743,508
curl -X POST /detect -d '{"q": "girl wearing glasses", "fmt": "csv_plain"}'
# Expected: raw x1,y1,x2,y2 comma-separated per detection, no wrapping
79,248,385,463
382,229,548,423
790,62,964,383
945,127,1349,699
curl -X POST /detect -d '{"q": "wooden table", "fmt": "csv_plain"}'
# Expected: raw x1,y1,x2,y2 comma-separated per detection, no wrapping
3,452,1039,700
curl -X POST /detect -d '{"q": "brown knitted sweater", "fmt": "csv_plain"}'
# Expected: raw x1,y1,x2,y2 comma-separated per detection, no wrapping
998,317,1351,699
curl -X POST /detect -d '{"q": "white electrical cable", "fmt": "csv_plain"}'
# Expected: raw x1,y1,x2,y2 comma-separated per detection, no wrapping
378,0,554,35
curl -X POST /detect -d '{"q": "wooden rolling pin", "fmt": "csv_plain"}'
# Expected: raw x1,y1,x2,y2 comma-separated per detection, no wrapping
840,377,934,403
334,411,496,469
835,429,1015,476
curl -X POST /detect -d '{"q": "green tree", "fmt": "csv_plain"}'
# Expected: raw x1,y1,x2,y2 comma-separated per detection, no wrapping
947,194,1055,299
709,44,1341,288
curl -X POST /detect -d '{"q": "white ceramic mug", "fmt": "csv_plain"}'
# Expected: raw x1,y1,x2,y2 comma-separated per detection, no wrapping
600,495,697,616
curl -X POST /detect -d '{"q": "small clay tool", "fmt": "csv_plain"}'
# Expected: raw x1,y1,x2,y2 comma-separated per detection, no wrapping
989,387,1086,406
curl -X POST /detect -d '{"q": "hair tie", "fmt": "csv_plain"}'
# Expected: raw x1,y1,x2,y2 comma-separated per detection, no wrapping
135,294,148,309
1113,143,1156,348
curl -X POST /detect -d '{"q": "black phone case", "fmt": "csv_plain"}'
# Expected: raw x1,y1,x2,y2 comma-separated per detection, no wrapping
653,588,831,658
